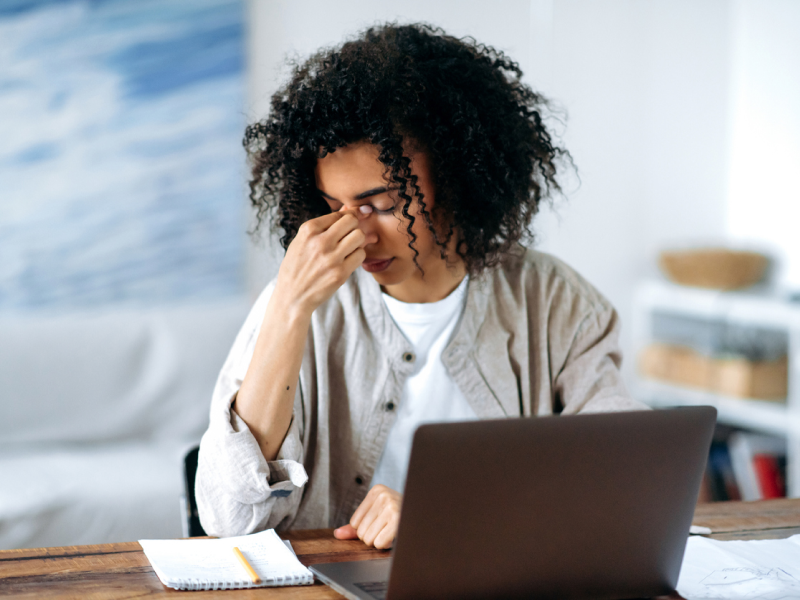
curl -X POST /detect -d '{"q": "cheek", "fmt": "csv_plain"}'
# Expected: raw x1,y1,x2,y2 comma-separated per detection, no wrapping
379,218,410,245
370,216,413,251
374,211,435,252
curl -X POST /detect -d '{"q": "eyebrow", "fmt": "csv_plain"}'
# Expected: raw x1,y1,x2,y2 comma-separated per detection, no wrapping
318,186,390,202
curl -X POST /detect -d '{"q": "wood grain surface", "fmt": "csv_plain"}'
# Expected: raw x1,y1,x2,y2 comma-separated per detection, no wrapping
692,497,800,540
0,529,385,599
1,500,798,599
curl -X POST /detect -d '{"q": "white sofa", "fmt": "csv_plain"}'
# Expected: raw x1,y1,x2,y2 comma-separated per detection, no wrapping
0,299,250,550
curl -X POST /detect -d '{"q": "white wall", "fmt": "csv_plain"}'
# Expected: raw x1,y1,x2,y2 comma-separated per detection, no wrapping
727,0,800,289
243,0,799,386
534,0,732,381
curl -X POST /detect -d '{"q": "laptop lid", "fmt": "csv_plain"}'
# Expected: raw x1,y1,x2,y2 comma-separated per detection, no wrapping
383,406,716,600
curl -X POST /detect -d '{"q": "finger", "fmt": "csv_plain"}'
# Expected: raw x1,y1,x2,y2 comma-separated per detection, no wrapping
350,485,385,529
333,524,359,540
350,491,375,529
338,227,368,257
373,516,399,550
301,210,350,235
360,510,388,547
341,248,366,274
356,500,386,543
324,210,360,243
339,204,373,220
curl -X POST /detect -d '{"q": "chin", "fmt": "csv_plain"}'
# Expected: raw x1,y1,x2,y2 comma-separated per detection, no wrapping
369,271,397,285
368,268,406,287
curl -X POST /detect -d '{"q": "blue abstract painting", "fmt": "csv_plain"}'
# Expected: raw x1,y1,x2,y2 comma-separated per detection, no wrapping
0,0,245,310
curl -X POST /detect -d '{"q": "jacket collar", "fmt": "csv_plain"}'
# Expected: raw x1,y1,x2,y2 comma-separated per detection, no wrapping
355,268,512,418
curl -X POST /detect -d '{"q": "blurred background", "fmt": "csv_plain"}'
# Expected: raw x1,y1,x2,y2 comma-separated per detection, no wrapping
1,0,799,549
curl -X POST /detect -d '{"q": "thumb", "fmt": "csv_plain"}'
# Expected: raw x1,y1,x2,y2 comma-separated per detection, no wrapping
333,524,359,540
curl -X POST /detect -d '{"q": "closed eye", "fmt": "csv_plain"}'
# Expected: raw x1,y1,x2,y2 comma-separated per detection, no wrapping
372,204,396,215
321,195,396,215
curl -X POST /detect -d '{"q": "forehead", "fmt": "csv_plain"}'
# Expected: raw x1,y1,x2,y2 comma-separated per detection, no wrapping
314,141,433,195
314,142,387,192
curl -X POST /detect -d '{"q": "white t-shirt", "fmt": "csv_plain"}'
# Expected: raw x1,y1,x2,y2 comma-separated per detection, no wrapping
370,277,477,492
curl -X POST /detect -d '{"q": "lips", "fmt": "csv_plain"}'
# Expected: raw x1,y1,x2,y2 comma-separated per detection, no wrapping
362,257,394,273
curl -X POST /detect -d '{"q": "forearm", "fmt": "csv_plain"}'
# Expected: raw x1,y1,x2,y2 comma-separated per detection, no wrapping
235,208,369,461
196,415,308,536
234,287,312,462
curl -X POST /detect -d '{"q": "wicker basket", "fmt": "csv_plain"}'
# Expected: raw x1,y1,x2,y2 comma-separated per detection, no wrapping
658,248,768,290
639,343,787,401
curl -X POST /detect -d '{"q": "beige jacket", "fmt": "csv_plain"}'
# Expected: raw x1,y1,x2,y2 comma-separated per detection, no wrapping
196,248,646,537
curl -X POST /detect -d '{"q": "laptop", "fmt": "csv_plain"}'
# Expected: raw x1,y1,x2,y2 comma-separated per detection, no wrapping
309,406,716,600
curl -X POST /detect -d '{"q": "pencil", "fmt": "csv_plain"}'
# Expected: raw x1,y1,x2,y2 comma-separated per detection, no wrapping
233,546,261,584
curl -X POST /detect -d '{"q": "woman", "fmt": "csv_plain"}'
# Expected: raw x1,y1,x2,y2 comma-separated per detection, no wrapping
196,23,645,550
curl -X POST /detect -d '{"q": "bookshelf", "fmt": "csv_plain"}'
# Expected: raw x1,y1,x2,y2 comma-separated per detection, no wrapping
631,280,800,497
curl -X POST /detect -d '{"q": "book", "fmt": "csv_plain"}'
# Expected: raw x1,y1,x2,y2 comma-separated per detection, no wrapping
139,529,314,591
727,431,786,501
753,453,786,498
707,442,741,501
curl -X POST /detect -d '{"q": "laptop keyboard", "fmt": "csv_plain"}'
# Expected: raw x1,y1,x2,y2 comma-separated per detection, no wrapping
354,580,388,600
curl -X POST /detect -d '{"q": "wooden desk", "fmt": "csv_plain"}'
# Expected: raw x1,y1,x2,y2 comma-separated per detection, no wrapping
2,498,799,599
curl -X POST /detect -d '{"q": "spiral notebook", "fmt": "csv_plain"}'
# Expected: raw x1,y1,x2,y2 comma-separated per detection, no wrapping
139,529,313,591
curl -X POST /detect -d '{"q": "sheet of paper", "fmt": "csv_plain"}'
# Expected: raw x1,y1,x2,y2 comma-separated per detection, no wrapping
677,534,800,600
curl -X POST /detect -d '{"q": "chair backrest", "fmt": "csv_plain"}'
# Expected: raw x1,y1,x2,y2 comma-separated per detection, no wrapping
182,445,207,538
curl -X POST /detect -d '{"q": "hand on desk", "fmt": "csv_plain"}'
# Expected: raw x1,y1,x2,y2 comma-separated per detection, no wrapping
333,484,401,550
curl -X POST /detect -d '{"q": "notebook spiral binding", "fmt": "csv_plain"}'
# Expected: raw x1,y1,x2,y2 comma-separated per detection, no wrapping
173,572,313,591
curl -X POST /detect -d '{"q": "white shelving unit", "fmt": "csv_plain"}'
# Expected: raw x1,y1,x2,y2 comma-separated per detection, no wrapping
631,280,800,497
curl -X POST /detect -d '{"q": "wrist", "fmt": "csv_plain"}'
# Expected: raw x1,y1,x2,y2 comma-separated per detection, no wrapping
269,284,315,326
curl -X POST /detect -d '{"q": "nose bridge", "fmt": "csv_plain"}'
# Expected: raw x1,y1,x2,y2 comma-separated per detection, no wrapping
339,203,377,238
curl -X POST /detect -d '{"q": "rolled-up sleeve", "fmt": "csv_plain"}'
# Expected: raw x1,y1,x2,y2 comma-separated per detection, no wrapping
544,273,647,415
195,281,309,537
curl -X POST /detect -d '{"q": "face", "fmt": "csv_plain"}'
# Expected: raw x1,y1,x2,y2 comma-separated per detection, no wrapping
314,141,464,303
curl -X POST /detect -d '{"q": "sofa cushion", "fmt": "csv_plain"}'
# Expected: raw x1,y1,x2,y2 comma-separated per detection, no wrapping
0,299,249,446
0,443,189,550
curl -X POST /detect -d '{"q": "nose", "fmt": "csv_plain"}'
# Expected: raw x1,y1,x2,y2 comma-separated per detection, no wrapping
339,204,378,244
337,204,372,216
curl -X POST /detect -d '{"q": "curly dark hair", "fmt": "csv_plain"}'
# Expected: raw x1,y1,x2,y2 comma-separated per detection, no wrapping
243,22,570,275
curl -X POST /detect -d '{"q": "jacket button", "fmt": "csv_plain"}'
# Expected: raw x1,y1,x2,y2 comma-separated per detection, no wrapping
402,352,415,363
355,476,363,485
385,401,396,411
